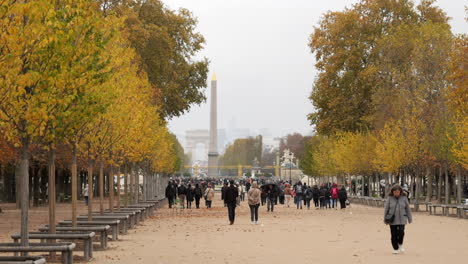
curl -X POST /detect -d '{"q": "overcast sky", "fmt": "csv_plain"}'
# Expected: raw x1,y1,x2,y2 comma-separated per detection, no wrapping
166,0,467,140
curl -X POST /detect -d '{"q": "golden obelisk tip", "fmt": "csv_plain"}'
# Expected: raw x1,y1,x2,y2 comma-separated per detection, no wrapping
212,72,217,81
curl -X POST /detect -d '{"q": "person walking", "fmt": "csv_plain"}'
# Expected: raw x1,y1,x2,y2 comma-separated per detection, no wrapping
324,186,331,209
338,186,348,209
82,184,89,206
319,185,326,209
266,184,277,212
194,183,203,209
186,184,194,209
284,183,292,207
294,181,303,209
248,181,261,224
204,184,215,208
225,180,239,225
221,182,228,207
178,183,187,209
384,184,413,255
304,185,313,209
165,182,176,208
312,185,320,209
240,183,245,201
330,183,339,209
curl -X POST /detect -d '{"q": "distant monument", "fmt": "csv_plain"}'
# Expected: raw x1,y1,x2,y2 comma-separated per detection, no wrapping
208,73,219,178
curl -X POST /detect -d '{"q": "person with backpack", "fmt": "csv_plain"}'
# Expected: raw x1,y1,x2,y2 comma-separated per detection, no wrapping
204,184,215,208
312,185,320,209
186,184,194,209
304,184,313,209
330,183,339,209
178,183,187,209
295,181,303,209
338,186,348,209
248,181,261,224
165,181,176,208
194,183,203,209
384,184,413,254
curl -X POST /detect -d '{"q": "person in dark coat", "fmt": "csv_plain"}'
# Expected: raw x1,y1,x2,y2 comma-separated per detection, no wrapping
225,180,239,225
338,186,348,209
194,183,203,209
319,185,326,209
221,182,228,207
312,185,320,208
165,182,176,208
304,185,313,209
266,184,277,212
324,186,331,209
186,184,194,209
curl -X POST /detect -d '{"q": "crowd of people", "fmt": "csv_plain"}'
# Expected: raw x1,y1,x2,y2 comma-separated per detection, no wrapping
165,178,413,254
164,179,350,223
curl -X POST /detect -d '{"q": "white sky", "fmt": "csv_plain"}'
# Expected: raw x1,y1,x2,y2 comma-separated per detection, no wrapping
166,0,467,140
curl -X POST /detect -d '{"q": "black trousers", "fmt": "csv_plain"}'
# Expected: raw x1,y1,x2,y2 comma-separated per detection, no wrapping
206,200,212,208
195,197,200,208
313,198,319,207
339,199,346,209
168,197,174,208
390,225,405,250
187,200,192,209
249,204,259,222
227,202,236,223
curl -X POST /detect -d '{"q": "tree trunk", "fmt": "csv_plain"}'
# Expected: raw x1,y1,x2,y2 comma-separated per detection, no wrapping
425,167,433,202
130,164,134,205
19,138,30,246
444,164,449,204
15,161,21,209
117,166,121,211
109,165,114,213
71,143,78,227
48,148,56,235
456,166,462,204
415,169,421,211
99,158,104,214
124,164,128,208
437,166,442,202
134,164,139,204
87,159,94,221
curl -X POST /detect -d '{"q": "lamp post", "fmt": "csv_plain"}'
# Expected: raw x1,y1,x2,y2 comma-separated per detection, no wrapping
289,152,292,183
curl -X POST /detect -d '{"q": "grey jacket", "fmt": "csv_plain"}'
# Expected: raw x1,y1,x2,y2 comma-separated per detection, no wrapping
384,195,413,225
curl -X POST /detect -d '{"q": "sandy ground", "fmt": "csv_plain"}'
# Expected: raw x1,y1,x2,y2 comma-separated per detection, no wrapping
1,195,468,264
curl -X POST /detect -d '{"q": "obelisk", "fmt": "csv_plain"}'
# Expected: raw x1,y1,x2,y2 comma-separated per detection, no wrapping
208,73,219,178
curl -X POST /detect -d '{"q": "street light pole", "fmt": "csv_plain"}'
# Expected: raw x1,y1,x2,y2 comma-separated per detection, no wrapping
289,152,292,183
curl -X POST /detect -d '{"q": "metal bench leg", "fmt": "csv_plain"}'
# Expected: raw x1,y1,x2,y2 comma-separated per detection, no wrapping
62,251,67,264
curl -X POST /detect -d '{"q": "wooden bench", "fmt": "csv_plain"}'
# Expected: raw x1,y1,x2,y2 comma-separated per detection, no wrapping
11,233,94,261
0,243,75,264
412,201,431,212
39,225,110,248
110,208,145,223
0,256,46,264
58,220,116,241
129,204,153,218
77,215,128,234
88,212,137,228
456,205,468,219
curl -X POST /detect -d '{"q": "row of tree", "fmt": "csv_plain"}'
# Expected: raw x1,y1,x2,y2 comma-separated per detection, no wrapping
220,135,263,167
0,0,206,245
302,0,467,203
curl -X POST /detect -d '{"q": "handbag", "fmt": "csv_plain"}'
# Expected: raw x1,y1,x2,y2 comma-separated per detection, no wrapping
384,199,397,224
